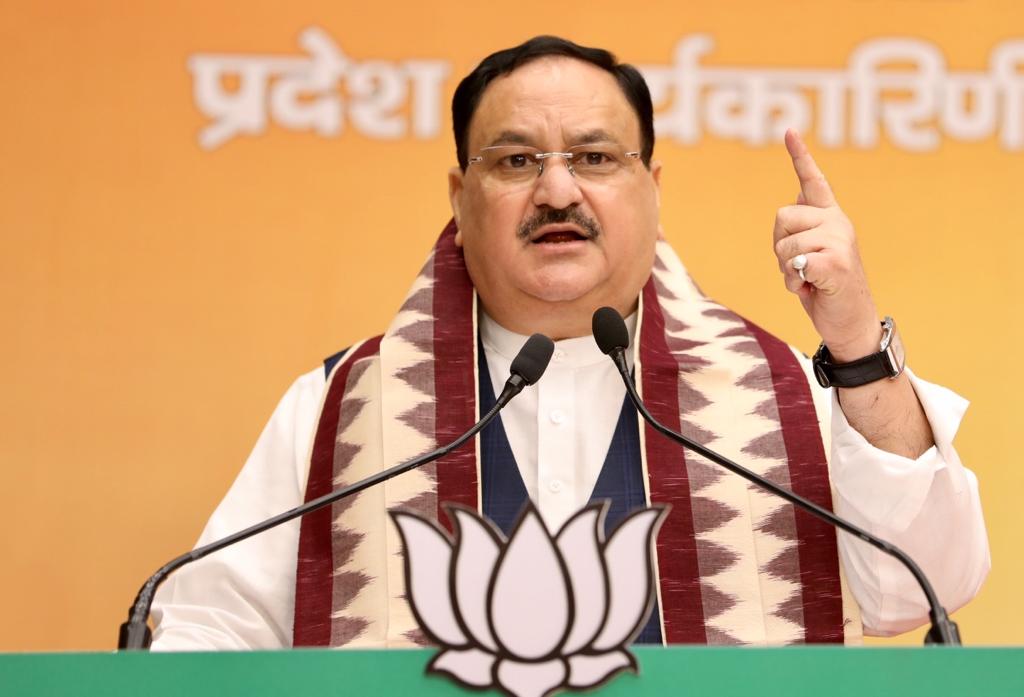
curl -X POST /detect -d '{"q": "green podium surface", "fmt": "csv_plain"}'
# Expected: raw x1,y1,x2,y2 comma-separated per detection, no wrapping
3,647,1021,696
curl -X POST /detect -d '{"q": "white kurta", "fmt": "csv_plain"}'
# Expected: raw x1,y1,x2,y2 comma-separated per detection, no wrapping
151,317,990,650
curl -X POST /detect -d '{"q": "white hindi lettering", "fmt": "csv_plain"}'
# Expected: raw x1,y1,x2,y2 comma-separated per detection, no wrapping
187,27,450,150
639,35,1024,151
187,31,1023,152
992,42,1024,149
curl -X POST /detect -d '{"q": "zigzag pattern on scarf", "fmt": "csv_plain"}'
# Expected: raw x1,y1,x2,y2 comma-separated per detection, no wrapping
650,244,805,645
327,356,381,647
315,254,442,648
379,255,441,647
293,331,383,647
740,358,808,642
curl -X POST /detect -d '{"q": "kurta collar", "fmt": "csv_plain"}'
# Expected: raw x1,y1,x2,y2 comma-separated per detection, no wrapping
479,309,638,370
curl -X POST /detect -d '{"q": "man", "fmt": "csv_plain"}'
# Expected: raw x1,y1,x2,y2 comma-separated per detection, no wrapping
151,37,988,649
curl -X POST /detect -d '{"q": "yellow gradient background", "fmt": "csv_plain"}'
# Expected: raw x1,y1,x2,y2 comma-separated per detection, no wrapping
1,1,1020,650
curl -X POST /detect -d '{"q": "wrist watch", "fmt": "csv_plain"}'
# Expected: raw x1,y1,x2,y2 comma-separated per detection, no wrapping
812,316,906,388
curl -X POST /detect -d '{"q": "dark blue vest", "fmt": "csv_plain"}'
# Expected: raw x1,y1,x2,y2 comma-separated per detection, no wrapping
477,347,663,644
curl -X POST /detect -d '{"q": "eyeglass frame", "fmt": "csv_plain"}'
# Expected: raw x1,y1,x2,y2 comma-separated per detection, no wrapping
466,142,642,181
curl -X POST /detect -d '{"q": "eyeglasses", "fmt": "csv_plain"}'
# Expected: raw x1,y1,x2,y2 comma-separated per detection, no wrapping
467,142,641,188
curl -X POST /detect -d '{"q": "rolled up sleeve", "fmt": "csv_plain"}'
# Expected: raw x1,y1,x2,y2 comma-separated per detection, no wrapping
829,369,990,636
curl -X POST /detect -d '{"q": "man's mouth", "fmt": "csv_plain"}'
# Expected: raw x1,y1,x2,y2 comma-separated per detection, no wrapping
531,227,589,244
517,208,602,243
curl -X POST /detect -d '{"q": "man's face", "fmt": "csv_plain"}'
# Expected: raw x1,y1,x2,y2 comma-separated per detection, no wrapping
449,57,661,333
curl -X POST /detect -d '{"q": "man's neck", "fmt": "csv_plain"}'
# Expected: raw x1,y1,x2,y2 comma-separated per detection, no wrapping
479,308,637,370
478,296,639,341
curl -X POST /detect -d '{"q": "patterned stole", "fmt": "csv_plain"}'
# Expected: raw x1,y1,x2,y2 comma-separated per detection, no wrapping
293,221,862,647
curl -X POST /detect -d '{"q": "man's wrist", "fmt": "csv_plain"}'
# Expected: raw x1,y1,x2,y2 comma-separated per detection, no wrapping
815,305,885,362
826,326,885,363
813,317,905,389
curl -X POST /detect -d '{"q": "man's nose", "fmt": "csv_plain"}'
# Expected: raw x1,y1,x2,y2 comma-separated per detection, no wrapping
531,157,584,210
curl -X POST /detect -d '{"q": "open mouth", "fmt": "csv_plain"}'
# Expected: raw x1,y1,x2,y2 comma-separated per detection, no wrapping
531,228,588,244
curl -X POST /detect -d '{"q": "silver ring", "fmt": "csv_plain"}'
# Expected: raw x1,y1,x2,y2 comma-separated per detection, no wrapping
792,254,808,282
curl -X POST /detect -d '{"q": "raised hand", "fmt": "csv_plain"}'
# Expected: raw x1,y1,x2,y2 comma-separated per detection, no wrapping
772,129,881,361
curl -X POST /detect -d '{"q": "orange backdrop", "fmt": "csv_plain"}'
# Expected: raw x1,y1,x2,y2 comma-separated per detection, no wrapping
1,0,1021,650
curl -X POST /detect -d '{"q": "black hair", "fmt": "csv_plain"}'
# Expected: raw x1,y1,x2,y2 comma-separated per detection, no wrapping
451,36,655,170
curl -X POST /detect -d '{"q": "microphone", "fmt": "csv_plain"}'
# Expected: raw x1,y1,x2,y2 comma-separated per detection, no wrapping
118,333,555,650
591,306,961,645
508,332,556,394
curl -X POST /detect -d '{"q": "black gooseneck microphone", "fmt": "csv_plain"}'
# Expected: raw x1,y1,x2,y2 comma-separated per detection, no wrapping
118,333,556,650
591,306,961,645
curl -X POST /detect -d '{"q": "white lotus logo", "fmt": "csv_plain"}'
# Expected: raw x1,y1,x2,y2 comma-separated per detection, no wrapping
391,501,667,697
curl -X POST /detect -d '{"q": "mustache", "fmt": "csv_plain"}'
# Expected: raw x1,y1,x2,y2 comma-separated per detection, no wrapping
516,207,602,241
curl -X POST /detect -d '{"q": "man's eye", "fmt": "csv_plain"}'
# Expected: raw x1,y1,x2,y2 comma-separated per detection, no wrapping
502,153,532,168
578,151,612,166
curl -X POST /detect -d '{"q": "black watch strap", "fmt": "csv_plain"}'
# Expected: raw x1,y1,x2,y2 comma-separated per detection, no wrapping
813,345,893,388
812,317,904,389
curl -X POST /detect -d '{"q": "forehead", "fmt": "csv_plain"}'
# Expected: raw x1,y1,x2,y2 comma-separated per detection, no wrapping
468,57,640,149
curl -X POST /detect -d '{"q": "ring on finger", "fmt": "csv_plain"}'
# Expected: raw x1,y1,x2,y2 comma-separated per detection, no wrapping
791,254,808,283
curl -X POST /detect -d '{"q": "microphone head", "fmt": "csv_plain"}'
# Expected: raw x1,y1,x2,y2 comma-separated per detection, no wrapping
510,333,555,385
592,306,630,355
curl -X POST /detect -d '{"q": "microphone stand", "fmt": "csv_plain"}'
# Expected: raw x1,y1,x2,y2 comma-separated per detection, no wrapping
118,368,542,650
605,345,961,646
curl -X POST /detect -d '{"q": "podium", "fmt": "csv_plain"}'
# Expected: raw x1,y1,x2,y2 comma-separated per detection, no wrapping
3,647,1022,696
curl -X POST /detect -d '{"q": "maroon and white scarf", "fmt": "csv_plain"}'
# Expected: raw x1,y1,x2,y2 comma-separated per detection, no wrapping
293,221,862,647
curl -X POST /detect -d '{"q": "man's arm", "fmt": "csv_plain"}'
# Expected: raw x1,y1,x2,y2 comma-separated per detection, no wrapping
772,129,934,457
773,131,989,633
150,370,325,650
834,352,934,458
812,362,991,635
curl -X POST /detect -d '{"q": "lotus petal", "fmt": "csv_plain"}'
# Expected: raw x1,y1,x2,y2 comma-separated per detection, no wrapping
591,507,667,651
429,647,496,689
489,508,571,659
566,650,636,688
555,505,608,655
495,658,567,697
391,511,467,647
450,507,501,651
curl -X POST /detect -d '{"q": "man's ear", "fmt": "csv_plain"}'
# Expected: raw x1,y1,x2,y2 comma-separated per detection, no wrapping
448,166,465,247
650,159,662,209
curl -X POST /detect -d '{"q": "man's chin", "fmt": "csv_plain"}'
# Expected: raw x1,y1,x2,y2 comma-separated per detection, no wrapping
524,279,603,306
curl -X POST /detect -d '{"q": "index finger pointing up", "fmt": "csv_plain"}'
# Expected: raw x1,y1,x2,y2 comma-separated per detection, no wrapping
784,129,837,208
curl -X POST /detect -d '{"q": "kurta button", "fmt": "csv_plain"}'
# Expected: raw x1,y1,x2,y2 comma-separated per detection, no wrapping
550,409,566,424
553,349,566,362
548,479,563,493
